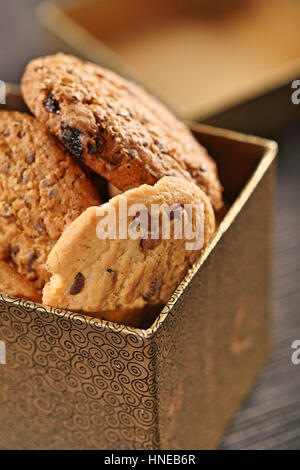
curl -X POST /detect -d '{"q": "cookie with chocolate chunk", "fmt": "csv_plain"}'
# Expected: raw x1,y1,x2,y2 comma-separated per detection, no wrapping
0,111,101,292
21,53,223,211
43,177,215,327
0,260,41,303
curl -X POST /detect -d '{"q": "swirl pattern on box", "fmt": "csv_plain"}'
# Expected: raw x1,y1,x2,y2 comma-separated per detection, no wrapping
0,292,183,449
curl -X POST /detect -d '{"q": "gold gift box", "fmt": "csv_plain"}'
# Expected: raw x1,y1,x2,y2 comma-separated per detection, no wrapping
37,0,300,134
0,87,277,449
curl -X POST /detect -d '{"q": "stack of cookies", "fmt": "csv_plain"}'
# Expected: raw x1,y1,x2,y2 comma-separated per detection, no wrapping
0,53,223,327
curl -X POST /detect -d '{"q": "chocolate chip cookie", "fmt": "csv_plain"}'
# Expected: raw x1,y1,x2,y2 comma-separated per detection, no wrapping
21,53,223,211
0,111,101,292
43,177,215,327
0,260,41,303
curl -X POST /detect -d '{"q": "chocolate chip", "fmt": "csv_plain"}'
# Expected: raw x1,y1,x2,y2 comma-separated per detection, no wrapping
26,152,36,164
22,173,29,184
140,237,161,252
48,189,56,199
88,136,104,154
34,222,45,235
61,124,84,159
24,197,32,209
2,130,10,136
28,251,38,266
7,244,19,261
128,149,137,159
17,130,25,139
106,268,116,279
143,278,161,300
70,95,79,103
41,178,52,187
44,92,61,114
70,273,85,295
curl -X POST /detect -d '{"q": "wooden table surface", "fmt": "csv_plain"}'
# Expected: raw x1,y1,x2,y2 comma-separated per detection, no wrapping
1,0,299,450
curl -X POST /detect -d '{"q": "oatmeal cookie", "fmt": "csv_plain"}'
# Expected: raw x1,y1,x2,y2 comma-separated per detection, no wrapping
0,260,41,302
0,111,101,291
21,53,223,211
43,177,215,327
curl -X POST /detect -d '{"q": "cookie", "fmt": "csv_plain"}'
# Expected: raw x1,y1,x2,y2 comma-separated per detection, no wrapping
21,53,223,211
43,177,215,327
0,111,101,291
0,260,41,303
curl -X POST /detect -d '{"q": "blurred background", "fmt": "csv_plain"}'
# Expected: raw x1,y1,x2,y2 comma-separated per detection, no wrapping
0,0,299,449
